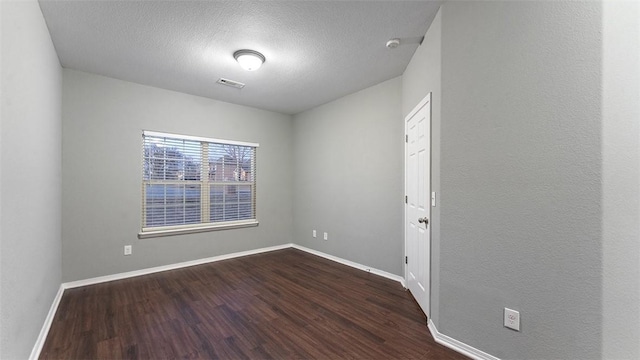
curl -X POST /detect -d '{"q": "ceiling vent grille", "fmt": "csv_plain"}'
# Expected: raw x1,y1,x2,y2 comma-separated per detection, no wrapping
216,78,245,89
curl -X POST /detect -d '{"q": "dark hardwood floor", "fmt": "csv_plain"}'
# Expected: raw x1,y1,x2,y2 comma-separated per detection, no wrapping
40,248,468,359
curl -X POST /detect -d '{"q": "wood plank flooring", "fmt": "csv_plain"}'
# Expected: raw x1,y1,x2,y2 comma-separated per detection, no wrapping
40,248,468,359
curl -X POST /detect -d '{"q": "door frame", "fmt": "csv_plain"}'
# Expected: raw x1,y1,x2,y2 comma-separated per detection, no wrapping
404,92,432,317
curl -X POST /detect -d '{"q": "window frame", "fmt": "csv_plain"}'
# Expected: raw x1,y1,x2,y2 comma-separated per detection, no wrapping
138,130,259,239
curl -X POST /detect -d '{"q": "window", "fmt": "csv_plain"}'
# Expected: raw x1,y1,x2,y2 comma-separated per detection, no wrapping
139,131,258,238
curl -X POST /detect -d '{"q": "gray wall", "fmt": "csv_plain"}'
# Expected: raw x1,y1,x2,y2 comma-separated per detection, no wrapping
4,2,638,358
0,1,62,359
292,77,404,275
601,2,640,359
438,2,603,358
62,69,293,282
402,8,441,323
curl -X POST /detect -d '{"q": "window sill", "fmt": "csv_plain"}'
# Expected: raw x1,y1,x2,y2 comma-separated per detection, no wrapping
138,220,259,239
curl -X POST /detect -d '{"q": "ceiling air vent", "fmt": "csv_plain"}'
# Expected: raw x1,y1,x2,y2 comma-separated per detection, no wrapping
216,78,245,89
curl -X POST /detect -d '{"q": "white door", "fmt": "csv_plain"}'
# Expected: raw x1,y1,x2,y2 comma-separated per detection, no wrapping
405,93,431,317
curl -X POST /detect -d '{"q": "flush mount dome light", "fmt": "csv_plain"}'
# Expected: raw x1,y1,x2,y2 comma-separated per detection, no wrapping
233,49,265,71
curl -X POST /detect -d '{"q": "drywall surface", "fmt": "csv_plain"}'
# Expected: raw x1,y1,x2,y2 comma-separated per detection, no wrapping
0,1,62,358
62,69,293,282
402,8,441,119
402,7,441,323
601,2,640,359
40,1,441,115
292,77,403,275
439,2,602,358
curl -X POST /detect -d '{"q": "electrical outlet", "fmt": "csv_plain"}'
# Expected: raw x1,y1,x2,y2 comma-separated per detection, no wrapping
323,232,328,241
504,308,520,331
313,230,317,238
124,245,132,256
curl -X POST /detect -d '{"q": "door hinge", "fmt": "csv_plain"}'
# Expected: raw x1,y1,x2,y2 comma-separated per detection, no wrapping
405,195,408,204
405,256,408,264
405,134,408,143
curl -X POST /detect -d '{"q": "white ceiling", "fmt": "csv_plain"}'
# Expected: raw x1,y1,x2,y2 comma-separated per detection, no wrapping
39,1,441,115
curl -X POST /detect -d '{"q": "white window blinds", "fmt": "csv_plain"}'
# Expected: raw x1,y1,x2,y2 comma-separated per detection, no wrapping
141,131,258,234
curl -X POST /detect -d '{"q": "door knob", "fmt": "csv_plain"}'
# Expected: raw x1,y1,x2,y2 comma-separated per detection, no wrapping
418,217,429,225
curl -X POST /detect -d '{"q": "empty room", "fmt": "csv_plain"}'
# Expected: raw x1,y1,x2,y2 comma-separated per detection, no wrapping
1,1,639,359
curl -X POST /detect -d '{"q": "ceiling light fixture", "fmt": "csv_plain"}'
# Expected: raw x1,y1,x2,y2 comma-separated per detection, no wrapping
386,38,400,49
233,49,265,71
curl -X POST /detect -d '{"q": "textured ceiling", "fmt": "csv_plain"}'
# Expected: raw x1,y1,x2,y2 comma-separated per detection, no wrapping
39,1,441,115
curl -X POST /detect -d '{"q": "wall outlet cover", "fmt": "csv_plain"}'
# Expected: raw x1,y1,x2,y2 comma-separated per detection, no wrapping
504,307,520,331
124,245,132,256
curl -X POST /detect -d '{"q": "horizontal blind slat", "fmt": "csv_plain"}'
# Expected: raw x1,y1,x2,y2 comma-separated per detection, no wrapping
142,132,257,231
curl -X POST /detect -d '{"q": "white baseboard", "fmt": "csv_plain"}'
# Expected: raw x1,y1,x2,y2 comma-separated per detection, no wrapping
30,242,406,359
29,285,64,360
30,243,293,359
291,244,406,287
428,319,500,360
63,243,293,289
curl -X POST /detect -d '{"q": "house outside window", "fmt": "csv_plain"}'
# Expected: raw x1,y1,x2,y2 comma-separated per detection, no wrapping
139,131,258,238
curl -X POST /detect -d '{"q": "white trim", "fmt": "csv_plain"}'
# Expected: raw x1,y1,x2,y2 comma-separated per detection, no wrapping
63,243,291,289
58,243,406,290
29,285,65,360
30,243,407,359
404,107,408,285
139,220,259,239
428,319,500,360
405,92,432,122
143,130,259,148
291,244,406,287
